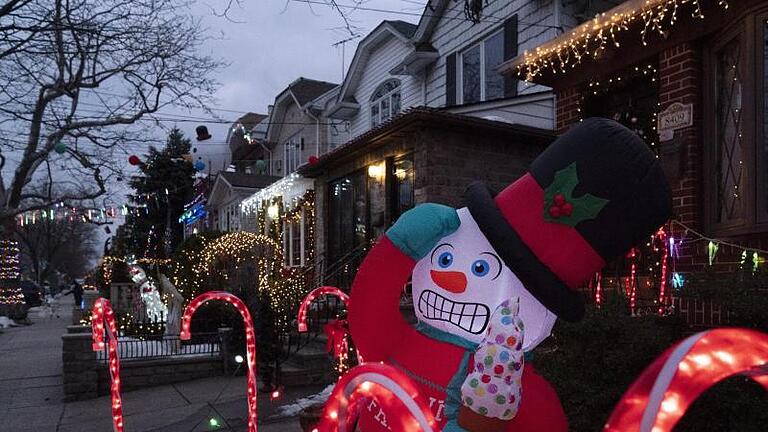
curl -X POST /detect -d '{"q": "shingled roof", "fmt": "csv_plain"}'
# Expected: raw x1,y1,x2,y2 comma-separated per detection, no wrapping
289,78,338,106
385,20,417,38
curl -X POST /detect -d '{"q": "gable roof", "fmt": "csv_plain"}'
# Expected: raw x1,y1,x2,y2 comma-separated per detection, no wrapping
385,20,418,38
289,78,338,106
328,20,418,117
266,77,339,143
411,0,450,44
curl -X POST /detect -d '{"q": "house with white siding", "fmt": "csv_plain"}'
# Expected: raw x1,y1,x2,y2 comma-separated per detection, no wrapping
326,20,421,138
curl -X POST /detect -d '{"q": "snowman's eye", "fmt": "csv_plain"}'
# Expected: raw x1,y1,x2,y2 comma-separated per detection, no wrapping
437,252,454,268
471,259,490,277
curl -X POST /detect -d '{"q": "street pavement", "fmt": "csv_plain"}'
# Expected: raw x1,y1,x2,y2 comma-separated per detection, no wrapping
0,295,324,431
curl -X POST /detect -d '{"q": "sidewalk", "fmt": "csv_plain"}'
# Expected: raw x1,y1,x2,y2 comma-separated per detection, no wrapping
0,295,325,432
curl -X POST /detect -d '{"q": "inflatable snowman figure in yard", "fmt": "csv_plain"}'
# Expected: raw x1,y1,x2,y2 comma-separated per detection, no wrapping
348,118,672,431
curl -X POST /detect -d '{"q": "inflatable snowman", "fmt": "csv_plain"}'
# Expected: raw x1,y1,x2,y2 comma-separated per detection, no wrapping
348,118,672,431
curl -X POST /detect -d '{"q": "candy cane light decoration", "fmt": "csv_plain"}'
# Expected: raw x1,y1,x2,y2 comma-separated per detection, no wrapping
315,363,437,432
297,286,349,332
604,328,768,432
298,286,361,365
91,298,124,432
180,291,258,432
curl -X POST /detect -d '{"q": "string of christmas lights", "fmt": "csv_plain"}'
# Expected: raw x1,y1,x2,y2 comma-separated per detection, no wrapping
515,0,729,80
0,239,23,306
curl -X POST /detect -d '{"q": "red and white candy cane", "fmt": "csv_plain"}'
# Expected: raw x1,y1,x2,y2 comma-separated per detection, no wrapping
297,286,361,363
315,363,437,432
91,298,124,432
604,328,768,432
180,292,258,432
297,286,350,332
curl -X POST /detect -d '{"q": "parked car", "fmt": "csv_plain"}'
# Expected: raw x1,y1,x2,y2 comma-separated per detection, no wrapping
20,280,42,307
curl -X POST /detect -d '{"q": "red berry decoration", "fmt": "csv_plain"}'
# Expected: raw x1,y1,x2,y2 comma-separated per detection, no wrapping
308,155,319,165
553,193,566,206
481,374,491,384
549,205,561,218
561,202,574,216
128,155,141,166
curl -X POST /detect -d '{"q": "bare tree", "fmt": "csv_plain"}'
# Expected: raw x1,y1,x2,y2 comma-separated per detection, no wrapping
0,0,221,228
16,211,99,284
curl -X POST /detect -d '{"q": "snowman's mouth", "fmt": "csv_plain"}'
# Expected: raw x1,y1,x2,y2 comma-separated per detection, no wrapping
417,290,490,334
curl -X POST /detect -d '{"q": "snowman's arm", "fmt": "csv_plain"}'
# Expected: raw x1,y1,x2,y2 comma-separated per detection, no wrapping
350,204,460,361
348,235,414,362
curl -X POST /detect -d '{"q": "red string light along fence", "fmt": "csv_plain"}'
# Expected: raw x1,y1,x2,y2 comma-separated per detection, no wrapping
314,363,438,432
604,328,768,432
297,286,361,364
91,298,125,432
180,291,258,432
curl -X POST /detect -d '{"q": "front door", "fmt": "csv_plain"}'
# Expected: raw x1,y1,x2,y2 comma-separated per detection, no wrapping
327,171,368,263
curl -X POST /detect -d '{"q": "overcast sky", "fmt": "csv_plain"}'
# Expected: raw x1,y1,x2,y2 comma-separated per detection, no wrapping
168,0,425,171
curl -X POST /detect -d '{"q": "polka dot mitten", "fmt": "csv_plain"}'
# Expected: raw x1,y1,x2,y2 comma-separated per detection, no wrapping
457,298,525,432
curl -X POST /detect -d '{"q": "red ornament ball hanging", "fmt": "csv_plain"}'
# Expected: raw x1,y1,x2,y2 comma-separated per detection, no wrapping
128,155,141,166
308,155,319,165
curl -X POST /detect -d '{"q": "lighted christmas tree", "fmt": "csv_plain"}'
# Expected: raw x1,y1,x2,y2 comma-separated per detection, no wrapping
0,239,23,306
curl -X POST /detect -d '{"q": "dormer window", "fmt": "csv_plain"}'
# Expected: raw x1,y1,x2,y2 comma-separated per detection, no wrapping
370,79,401,128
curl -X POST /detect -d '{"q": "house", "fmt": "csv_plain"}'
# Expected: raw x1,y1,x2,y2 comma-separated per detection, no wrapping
265,77,345,176
300,108,554,264
206,172,280,232
498,0,768,310
237,78,348,268
302,0,616,267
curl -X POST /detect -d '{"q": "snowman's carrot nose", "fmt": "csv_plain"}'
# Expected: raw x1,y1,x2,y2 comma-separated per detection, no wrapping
430,270,467,293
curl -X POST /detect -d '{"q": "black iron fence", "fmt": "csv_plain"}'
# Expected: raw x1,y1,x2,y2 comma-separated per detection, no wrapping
98,332,221,363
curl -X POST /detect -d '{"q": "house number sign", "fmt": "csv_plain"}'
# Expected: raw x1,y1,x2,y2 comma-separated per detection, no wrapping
658,102,693,132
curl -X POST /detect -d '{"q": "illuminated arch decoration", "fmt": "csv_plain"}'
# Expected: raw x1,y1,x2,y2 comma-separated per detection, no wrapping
315,363,437,432
604,328,768,432
197,232,307,331
181,291,258,432
91,298,125,432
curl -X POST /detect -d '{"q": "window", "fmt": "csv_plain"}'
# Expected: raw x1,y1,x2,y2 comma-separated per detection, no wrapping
391,156,415,222
714,38,745,224
704,10,768,234
283,134,302,174
459,31,505,104
283,210,305,267
370,79,401,128
446,17,517,106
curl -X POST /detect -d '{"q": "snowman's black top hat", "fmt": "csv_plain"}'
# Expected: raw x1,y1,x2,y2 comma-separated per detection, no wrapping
196,125,212,141
466,118,672,322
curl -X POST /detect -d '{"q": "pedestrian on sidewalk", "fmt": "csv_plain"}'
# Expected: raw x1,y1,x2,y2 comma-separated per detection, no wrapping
63,280,83,309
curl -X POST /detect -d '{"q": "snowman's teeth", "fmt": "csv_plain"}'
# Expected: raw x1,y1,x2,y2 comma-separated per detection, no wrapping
417,290,490,334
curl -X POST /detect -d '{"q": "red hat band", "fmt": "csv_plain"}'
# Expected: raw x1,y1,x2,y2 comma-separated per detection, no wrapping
494,173,605,289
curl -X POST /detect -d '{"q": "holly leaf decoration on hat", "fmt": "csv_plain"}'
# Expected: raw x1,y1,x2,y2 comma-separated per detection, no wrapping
543,162,609,227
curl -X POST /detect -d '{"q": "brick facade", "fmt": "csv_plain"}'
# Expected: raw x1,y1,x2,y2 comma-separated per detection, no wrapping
420,128,541,208
554,40,768,274
305,112,553,262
